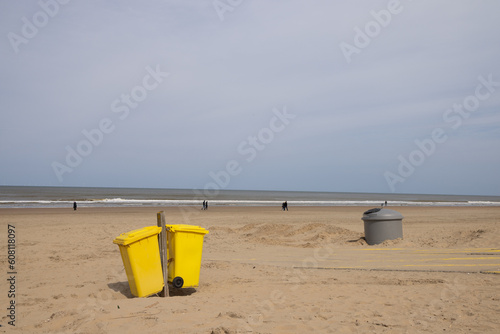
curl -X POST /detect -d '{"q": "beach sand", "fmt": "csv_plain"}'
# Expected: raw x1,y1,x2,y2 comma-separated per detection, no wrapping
1,206,499,333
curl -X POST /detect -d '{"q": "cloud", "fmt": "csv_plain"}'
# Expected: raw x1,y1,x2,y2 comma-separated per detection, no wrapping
0,0,499,195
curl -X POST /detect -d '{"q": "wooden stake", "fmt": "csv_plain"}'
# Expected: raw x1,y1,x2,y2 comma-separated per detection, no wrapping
157,211,169,297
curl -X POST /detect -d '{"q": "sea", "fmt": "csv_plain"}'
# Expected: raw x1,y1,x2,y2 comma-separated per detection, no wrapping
0,186,499,209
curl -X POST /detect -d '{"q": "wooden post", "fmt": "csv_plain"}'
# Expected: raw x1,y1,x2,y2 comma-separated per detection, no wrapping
157,211,169,297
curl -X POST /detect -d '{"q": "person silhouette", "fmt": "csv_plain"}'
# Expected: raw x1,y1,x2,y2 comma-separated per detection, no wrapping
73,202,77,211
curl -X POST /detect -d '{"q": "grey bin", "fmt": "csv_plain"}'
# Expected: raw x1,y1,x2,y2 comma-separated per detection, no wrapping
362,208,403,245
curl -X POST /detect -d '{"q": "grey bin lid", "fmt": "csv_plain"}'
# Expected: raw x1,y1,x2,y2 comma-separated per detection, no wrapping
362,208,403,221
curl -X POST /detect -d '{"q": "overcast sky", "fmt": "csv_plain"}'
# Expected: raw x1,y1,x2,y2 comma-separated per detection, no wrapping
1,0,499,196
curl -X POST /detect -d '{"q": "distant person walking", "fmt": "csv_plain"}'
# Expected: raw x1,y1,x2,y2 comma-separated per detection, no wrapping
73,202,77,211
202,200,209,210
282,201,288,211
284,201,288,211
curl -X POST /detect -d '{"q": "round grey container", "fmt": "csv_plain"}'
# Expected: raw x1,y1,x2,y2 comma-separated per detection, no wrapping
362,208,403,245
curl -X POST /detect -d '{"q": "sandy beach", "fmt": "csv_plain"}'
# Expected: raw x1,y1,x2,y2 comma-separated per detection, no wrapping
1,206,499,333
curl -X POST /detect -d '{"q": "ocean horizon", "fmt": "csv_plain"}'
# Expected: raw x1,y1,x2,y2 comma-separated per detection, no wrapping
1,185,499,209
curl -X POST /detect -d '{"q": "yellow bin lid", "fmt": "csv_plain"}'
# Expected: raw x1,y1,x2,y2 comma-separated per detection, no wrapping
113,226,162,246
165,224,209,235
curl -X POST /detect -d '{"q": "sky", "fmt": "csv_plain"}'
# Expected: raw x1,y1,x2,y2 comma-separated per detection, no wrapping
1,0,499,196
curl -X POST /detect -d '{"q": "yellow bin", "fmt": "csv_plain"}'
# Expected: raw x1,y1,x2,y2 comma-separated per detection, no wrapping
165,224,209,289
113,226,164,297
